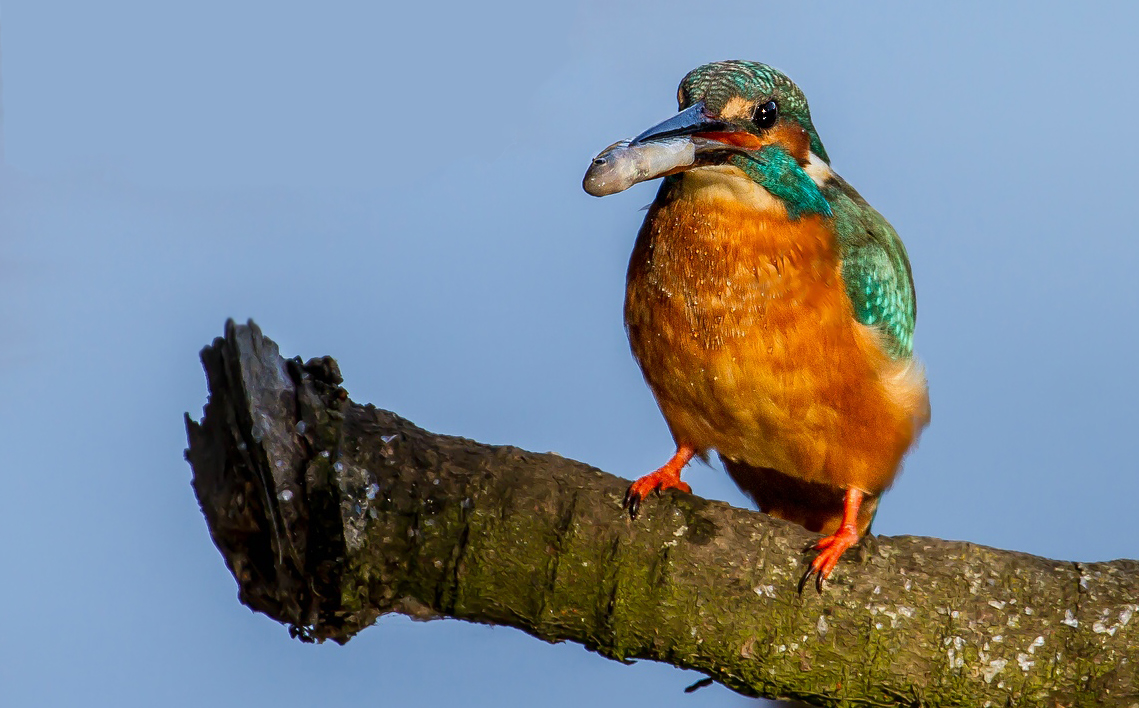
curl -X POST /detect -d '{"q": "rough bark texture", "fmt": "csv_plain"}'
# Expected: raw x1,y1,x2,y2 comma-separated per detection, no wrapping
185,320,1139,707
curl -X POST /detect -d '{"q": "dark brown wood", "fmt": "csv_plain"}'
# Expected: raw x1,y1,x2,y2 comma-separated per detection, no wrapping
185,320,1139,707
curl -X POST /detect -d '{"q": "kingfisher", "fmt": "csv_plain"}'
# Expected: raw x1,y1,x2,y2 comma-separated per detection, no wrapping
583,60,930,588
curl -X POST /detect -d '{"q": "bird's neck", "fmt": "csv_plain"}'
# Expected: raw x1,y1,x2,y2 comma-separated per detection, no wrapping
649,171,838,265
673,166,789,216
674,146,834,221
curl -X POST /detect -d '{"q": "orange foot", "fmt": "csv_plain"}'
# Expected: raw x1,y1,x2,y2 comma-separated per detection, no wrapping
623,445,696,518
802,488,865,593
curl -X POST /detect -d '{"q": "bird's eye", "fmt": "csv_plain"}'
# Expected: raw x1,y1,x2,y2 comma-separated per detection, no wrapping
753,100,778,130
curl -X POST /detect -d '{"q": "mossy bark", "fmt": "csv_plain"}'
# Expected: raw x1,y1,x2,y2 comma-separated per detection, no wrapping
185,320,1139,707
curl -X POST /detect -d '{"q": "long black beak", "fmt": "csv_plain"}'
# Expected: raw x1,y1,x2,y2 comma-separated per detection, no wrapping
630,101,733,145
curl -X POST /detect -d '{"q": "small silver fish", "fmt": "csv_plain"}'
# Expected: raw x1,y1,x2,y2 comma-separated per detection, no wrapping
582,137,698,197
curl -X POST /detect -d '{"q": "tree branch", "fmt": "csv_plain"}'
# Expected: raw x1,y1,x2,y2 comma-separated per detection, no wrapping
184,320,1139,707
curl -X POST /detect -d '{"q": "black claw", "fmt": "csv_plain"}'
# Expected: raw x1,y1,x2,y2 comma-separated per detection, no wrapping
797,567,813,595
622,488,642,519
797,563,827,595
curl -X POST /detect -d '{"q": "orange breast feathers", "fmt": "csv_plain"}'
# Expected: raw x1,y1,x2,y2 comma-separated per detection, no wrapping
624,184,928,498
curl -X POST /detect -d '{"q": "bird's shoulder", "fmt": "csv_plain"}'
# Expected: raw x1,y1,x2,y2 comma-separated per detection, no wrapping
821,173,917,359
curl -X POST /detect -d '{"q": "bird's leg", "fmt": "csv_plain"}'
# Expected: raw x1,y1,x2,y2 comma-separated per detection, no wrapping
622,445,696,518
806,488,864,591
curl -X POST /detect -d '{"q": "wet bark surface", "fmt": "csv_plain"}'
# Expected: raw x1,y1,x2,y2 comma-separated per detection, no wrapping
186,320,1139,707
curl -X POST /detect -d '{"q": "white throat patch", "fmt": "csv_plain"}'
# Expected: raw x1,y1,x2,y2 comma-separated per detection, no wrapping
679,165,786,214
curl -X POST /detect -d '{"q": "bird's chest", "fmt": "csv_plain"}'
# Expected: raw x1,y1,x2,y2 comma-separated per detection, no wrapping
623,183,867,469
625,188,845,366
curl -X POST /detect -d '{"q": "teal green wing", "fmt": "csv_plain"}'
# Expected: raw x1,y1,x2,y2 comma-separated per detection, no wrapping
823,175,917,359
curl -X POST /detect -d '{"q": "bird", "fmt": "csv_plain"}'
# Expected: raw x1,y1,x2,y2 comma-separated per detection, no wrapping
584,60,930,589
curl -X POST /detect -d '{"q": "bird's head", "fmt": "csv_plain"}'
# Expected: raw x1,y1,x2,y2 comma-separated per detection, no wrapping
658,60,828,164
585,60,833,218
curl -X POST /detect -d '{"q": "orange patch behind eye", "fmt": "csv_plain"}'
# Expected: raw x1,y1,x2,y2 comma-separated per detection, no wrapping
697,131,765,149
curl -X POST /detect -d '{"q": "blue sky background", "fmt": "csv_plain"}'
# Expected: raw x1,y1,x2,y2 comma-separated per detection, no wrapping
3,2,1138,706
